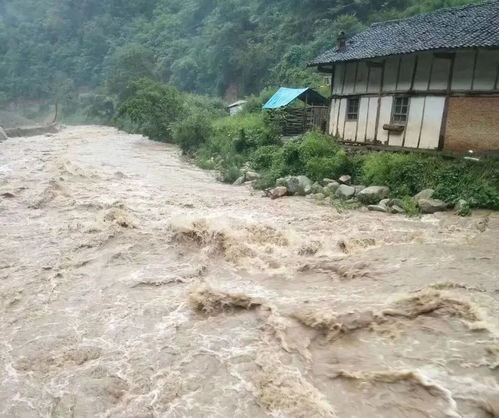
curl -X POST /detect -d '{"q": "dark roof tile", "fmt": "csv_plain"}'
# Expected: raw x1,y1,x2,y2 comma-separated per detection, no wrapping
312,1,499,65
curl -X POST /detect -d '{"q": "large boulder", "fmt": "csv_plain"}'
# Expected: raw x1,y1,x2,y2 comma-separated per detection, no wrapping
357,186,390,204
418,198,447,214
335,184,356,200
270,187,288,200
323,181,340,196
296,175,313,195
276,176,312,196
233,176,245,186
368,204,387,213
244,170,261,181
338,175,352,185
310,182,324,194
413,189,434,203
0,126,7,142
354,185,366,195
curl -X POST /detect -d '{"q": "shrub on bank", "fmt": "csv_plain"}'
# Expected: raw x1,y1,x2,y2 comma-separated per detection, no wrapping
357,152,499,210
115,78,184,142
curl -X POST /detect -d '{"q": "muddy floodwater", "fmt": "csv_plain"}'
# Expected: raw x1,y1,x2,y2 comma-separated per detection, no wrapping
0,126,498,418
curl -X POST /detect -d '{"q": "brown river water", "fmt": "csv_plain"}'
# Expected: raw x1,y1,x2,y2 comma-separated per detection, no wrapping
0,126,498,418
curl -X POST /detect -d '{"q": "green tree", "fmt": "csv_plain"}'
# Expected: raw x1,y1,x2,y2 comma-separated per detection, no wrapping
115,78,184,142
105,44,158,101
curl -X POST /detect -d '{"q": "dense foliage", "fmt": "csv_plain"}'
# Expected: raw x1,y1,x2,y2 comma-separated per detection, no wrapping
0,0,481,105
188,110,499,210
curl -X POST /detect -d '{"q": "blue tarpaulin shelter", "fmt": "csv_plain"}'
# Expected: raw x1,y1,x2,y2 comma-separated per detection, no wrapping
263,87,328,109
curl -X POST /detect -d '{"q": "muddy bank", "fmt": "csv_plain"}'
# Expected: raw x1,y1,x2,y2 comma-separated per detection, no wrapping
4,123,59,138
0,126,498,417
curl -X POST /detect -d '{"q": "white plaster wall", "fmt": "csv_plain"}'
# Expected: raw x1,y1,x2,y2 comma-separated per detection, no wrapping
419,96,445,149
388,129,404,147
383,56,399,92
397,55,416,91
329,99,339,135
365,98,378,141
337,98,347,137
376,96,393,144
473,49,499,90
452,50,475,90
403,97,425,148
343,121,358,141
367,64,383,93
354,61,369,93
343,63,357,94
413,52,433,90
333,64,345,95
429,57,451,90
356,98,370,142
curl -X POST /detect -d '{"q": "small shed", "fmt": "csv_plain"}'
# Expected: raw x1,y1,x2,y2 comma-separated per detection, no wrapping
263,87,329,136
227,100,247,116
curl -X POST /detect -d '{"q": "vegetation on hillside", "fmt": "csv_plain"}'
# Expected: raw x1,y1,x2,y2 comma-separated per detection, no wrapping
0,0,482,108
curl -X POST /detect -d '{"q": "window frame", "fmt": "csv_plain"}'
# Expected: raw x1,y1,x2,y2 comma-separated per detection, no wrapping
346,97,360,121
391,96,410,125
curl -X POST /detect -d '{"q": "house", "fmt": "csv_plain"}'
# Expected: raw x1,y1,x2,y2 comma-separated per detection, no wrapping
227,100,247,116
311,1,499,152
263,87,329,135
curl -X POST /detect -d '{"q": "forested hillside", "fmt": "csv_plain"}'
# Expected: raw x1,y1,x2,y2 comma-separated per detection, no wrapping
0,0,480,104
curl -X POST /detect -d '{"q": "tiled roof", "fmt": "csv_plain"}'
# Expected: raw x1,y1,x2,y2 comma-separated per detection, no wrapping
312,1,499,65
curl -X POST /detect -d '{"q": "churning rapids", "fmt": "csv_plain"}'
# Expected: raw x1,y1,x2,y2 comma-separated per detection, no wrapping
0,126,498,418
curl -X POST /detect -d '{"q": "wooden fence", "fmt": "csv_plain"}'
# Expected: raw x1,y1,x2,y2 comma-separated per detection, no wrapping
269,106,329,136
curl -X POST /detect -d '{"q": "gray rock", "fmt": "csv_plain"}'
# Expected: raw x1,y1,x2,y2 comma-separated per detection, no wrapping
322,178,336,185
310,182,324,194
313,193,326,200
368,204,387,213
357,186,390,204
276,176,312,196
323,181,340,196
338,175,352,185
276,177,287,187
418,198,448,214
354,185,366,195
245,170,261,181
455,199,471,216
0,126,7,142
233,176,245,186
413,189,434,203
379,199,390,207
388,198,405,208
391,205,405,214
335,184,356,200
270,187,288,200
297,175,313,195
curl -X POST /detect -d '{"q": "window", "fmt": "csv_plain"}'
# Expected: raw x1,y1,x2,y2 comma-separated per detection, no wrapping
392,96,409,124
347,97,359,120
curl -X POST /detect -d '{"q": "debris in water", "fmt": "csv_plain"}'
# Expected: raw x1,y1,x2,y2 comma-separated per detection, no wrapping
254,351,337,417
189,284,260,316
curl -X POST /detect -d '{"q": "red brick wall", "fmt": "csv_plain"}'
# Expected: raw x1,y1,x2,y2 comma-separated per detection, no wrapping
444,96,499,152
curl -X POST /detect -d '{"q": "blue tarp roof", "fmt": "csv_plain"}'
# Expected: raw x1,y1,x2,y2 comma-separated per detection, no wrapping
263,87,329,109
263,88,308,109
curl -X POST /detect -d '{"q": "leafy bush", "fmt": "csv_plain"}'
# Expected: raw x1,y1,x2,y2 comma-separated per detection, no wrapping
248,132,352,187
115,79,184,142
360,152,440,196
172,111,213,155
305,151,352,181
359,152,499,209
433,161,499,209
